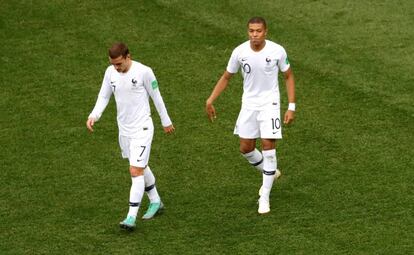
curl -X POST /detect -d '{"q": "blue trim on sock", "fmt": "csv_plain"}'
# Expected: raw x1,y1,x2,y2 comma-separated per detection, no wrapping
129,202,140,207
263,170,276,176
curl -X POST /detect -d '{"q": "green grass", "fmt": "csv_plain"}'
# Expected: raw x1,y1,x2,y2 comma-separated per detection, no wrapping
1,0,413,254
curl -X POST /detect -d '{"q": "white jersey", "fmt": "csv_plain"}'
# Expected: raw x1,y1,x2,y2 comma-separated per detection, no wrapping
227,40,290,110
89,60,172,137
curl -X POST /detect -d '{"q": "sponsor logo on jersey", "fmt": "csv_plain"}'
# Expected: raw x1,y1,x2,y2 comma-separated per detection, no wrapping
266,57,271,63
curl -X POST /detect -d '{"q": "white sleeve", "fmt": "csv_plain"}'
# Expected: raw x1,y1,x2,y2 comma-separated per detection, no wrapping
144,69,172,127
88,69,112,121
226,48,240,74
278,47,291,73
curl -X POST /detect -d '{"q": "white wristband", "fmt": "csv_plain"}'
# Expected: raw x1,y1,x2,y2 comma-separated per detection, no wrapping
288,103,296,112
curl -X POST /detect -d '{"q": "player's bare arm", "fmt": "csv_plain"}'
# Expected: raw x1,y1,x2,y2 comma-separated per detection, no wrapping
283,68,296,124
206,71,234,122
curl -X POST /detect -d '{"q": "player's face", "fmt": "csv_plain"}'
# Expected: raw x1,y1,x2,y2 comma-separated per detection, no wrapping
110,55,130,73
248,23,267,48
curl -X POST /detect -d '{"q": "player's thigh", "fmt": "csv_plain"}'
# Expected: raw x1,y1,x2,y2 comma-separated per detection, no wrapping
258,106,282,139
234,108,260,139
129,126,154,168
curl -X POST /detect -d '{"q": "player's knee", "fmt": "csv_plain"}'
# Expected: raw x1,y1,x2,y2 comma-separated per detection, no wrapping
239,138,256,154
261,139,276,151
130,166,144,177
239,144,256,154
240,148,252,154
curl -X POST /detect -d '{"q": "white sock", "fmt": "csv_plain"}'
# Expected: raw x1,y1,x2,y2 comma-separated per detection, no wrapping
127,175,145,217
242,148,264,172
144,166,161,203
261,149,277,200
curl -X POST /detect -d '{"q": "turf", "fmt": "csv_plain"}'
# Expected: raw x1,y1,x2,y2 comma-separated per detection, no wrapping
1,0,413,254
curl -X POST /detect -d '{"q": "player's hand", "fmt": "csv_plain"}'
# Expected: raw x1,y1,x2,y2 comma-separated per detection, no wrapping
163,124,175,134
284,110,295,124
206,101,216,122
86,118,96,132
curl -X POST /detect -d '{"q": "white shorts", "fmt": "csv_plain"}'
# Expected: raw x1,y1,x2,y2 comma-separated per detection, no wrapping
234,104,282,139
118,121,154,168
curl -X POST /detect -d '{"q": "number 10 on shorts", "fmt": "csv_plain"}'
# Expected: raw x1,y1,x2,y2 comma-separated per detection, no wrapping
271,118,280,132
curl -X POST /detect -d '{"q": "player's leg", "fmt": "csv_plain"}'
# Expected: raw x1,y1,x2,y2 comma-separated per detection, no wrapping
258,140,277,214
241,139,282,189
142,165,164,220
119,127,153,229
144,166,160,203
257,105,282,214
118,135,137,229
257,139,277,214
235,109,262,170
127,120,163,220
240,138,262,170
236,108,281,174
257,107,282,196
119,165,145,230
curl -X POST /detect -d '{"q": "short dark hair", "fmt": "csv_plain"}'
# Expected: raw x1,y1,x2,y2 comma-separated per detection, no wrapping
247,17,267,29
108,42,129,59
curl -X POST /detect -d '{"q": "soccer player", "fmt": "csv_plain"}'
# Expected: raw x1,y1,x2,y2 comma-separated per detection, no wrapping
86,42,175,230
206,17,296,214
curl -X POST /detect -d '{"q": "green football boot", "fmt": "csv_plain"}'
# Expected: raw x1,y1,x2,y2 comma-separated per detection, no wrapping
142,201,164,220
119,216,136,230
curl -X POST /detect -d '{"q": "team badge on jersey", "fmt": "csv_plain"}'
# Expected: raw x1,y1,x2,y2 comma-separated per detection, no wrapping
264,57,277,73
131,78,138,87
265,57,278,65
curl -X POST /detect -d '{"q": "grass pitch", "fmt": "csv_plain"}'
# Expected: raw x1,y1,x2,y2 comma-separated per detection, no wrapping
1,0,413,254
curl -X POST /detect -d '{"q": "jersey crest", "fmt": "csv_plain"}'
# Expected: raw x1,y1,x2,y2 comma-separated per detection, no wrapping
131,78,138,87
